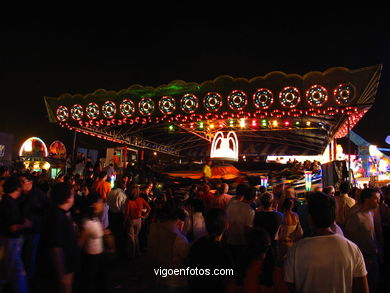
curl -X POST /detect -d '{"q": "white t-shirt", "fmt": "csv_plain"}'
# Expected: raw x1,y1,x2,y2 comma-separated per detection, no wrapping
225,200,255,245
82,218,104,255
284,233,367,293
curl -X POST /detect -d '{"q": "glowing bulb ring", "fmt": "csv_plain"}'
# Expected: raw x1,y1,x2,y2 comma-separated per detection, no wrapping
323,107,339,116
288,109,303,117
228,90,247,110
279,87,301,108
120,99,135,117
253,88,274,109
334,83,354,105
204,92,222,112
159,96,176,115
305,108,322,116
341,106,358,115
270,109,285,118
86,102,100,119
102,101,117,118
70,104,84,120
253,110,268,118
139,97,155,116
180,94,199,113
306,85,328,107
56,105,69,122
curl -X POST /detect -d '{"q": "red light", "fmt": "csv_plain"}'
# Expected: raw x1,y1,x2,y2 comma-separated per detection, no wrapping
284,121,290,126
251,119,257,127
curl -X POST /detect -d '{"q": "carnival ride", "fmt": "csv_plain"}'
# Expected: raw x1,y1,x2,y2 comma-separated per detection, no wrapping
44,65,382,189
19,137,67,177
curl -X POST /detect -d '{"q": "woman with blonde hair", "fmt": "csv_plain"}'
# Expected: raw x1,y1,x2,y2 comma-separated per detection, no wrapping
277,197,303,262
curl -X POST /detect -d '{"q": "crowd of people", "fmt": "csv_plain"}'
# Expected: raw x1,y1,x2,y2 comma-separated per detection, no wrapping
0,162,389,293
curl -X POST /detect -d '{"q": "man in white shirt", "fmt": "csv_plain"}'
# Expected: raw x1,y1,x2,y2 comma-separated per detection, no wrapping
284,191,369,293
225,184,255,263
106,179,127,257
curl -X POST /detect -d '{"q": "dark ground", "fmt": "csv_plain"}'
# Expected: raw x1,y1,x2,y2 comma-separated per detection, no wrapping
97,251,390,293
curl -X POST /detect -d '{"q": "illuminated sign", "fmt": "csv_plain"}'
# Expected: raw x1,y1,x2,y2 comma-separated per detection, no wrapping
19,137,48,157
210,131,239,161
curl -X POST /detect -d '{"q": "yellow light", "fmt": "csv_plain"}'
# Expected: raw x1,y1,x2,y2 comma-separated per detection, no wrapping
209,124,215,129
240,118,246,128
24,140,33,152
272,120,278,127
43,162,51,170
306,121,311,126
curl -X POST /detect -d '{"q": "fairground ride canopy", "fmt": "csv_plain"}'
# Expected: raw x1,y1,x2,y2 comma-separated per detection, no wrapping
44,65,382,158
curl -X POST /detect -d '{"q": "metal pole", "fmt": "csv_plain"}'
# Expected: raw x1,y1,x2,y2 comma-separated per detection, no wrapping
123,145,127,175
72,130,77,169
347,116,351,184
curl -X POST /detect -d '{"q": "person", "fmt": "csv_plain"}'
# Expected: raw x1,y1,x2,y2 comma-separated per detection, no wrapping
18,173,50,281
0,176,32,293
77,193,106,293
93,158,103,178
189,208,233,293
202,159,212,182
196,183,213,212
345,188,381,293
335,181,355,230
182,198,207,243
227,227,288,293
0,176,6,199
323,185,335,197
123,184,151,259
83,157,94,179
284,192,369,293
225,185,256,264
209,182,233,210
145,201,189,293
0,166,11,178
139,182,156,250
253,192,283,248
103,163,116,181
277,197,303,261
91,171,111,201
106,179,127,257
74,158,85,177
37,182,80,293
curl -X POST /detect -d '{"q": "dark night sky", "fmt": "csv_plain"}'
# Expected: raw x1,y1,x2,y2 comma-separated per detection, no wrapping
1,14,389,155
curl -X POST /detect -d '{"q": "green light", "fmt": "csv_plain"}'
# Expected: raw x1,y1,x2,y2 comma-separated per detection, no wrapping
168,125,174,131
295,121,300,125
229,119,234,127
199,121,204,129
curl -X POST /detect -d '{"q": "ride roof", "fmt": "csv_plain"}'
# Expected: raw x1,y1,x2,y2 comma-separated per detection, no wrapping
44,65,382,157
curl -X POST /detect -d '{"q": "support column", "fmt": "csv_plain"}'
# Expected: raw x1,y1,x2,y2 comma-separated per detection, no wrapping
347,116,352,184
123,145,127,174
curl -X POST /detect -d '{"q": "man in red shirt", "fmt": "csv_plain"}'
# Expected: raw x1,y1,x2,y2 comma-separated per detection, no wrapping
91,171,111,201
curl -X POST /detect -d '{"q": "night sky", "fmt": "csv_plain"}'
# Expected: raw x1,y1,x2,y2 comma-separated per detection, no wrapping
1,15,389,156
